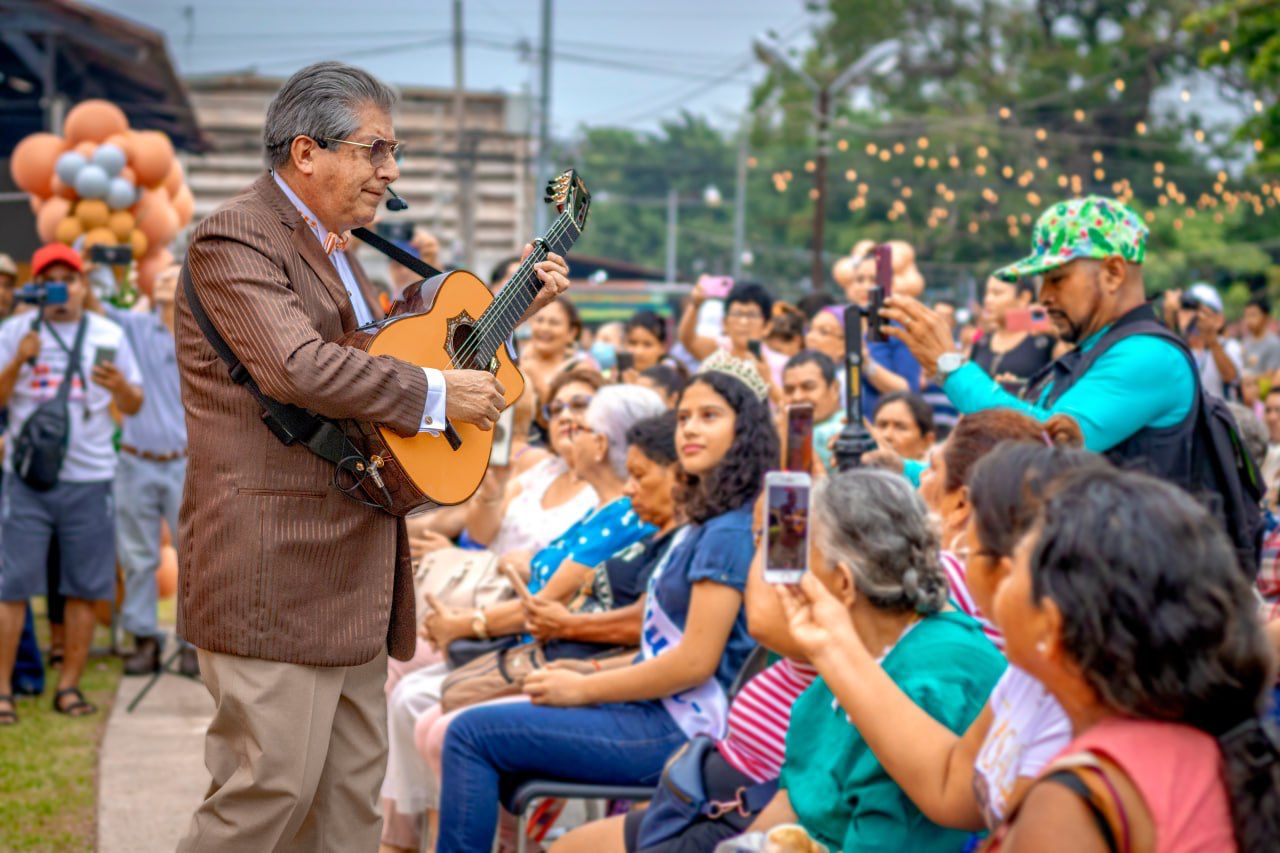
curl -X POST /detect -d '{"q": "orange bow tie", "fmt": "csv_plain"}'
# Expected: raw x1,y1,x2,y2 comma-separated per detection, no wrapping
322,231,351,255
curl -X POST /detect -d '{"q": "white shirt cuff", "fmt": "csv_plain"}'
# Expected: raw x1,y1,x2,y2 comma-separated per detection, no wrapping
419,367,447,434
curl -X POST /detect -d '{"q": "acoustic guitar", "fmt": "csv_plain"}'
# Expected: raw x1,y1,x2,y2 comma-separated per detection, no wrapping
339,170,591,512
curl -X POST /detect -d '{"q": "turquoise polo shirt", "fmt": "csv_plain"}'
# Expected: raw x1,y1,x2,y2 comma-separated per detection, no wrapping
942,326,1195,453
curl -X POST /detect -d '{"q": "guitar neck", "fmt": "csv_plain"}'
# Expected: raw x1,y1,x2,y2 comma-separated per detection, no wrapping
470,214,582,365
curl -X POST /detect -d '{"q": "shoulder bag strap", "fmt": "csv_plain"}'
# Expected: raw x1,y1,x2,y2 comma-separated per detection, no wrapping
351,227,444,280
180,264,392,508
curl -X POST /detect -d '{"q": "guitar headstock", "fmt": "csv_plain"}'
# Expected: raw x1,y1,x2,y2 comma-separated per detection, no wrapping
544,170,591,233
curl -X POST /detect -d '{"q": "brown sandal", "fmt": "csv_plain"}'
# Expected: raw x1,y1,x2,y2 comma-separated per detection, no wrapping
0,694,16,725
52,686,97,718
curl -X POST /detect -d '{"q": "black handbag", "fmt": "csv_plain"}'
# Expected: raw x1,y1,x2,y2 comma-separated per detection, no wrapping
13,317,87,492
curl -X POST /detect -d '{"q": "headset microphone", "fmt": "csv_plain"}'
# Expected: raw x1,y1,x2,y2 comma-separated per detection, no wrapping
385,186,409,212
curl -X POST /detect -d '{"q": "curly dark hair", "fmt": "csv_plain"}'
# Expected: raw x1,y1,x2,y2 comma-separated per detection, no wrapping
674,371,779,524
1032,466,1279,852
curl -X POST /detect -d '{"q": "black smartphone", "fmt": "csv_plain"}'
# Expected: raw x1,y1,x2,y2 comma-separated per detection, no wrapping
784,404,815,472
867,244,892,343
94,346,117,368
376,221,414,243
89,245,132,266
746,339,763,359
615,351,634,374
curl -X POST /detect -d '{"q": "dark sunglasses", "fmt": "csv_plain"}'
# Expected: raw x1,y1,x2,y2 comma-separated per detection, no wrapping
318,136,403,167
545,394,594,419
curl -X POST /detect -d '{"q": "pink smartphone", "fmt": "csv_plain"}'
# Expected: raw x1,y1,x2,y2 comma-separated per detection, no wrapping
698,275,735,299
1005,306,1054,335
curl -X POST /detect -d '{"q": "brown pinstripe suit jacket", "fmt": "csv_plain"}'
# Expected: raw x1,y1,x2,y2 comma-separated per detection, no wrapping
175,173,424,665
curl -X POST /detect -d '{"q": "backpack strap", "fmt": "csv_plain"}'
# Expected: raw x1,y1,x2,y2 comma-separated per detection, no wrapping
181,264,393,510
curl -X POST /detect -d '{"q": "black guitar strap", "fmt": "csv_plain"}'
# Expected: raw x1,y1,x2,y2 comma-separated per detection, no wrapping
351,226,444,281
180,265,393,511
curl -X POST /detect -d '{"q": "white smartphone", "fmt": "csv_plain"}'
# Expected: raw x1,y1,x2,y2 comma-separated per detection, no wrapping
763,470,812,584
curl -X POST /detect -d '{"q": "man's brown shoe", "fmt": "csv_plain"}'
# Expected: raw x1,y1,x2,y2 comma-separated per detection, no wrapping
123,636,163,676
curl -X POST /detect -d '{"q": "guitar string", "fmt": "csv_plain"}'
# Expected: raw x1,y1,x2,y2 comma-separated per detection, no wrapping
453,214,575,363
449,214,577,368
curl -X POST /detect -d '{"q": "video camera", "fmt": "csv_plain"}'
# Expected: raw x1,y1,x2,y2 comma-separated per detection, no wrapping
15,281,68,307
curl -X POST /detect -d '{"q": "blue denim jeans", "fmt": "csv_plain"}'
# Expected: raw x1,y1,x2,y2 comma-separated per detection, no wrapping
114,453,185,639
437,700,686,852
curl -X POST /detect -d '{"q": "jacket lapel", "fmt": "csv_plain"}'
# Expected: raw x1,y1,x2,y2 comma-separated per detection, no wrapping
348,253,385,322
292,227,358,332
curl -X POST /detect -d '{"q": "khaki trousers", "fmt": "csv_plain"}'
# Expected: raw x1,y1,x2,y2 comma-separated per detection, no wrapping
178,647,388,853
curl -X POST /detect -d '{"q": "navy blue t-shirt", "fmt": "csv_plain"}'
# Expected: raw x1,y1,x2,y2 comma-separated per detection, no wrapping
649,503,757,690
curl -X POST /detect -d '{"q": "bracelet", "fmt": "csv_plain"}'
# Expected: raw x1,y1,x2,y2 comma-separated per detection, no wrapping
471,609,490,640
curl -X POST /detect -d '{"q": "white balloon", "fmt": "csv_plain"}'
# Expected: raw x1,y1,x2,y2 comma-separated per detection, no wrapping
106,176,137,210
75,164,110,200
55,151,87,186
93,143,127,177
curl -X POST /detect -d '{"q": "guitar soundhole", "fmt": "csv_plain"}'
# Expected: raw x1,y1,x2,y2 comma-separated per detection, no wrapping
446,310,482,369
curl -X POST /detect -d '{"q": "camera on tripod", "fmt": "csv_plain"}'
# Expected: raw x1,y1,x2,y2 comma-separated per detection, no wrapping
15,281,69,308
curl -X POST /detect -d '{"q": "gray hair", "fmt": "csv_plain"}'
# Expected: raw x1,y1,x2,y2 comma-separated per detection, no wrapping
263,61,398,169
1227,402,1267,471
813,468,949,614
584,385,667,478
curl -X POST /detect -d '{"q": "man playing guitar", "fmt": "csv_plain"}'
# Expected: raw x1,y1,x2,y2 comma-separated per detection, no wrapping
174,61,569,852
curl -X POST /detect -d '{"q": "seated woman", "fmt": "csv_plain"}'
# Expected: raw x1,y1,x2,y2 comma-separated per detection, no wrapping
871,391,936,462
460,369,605,563
745,469,1005,852
435,359,778,851
380,385,665,853
991,467,1279,852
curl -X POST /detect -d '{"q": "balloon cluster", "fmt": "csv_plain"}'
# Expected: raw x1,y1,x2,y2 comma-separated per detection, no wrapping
832,239,926,300
9,99,194,296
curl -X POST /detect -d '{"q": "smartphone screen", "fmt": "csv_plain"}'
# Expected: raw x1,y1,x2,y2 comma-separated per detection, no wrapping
784,404,815,473
867,244,892,343
764,473,811,584
746,339,763,360
94,346,117,368
697,274,735,299
489,407,516,467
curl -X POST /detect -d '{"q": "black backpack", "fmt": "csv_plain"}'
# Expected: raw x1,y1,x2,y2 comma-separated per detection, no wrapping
1192,389,1265,577
13,317,87,492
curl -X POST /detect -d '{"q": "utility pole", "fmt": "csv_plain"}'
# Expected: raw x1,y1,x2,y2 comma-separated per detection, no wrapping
753,36,898,292
534,0,553,234
731,120,748,279
453,0,475,268
665,187,678,283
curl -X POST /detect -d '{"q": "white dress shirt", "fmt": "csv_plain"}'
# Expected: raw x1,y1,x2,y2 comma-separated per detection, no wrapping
273,172,446,433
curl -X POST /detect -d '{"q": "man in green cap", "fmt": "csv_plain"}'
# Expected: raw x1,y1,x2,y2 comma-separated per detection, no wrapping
882,195,1197,457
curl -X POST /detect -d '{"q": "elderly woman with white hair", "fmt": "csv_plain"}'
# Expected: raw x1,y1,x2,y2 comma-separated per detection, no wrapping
380,384,667,853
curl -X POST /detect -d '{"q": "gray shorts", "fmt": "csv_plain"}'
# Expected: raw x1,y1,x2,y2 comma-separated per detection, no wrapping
1,473,116,602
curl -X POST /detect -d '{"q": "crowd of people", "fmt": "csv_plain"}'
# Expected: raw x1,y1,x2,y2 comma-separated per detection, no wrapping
2,182,1280,852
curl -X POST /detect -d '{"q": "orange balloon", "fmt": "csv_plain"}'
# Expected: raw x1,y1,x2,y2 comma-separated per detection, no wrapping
119,165,136,184
29,195,43,215
156,545,178,598
75,141,97,160
129,229,149,260
75,198,111,230
171,184,195,226
64,99,129,146
162,159,185,197
50,175,77,200
137,247,175,297
37,197,72,243
55,216,85,246
83,227,118,249
130,130,176,188
10,132,65,197
108,210,136,241
135,189,179,249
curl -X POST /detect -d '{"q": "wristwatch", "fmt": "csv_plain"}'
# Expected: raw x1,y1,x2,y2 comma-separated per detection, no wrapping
471,609,490,640
935,351,966,383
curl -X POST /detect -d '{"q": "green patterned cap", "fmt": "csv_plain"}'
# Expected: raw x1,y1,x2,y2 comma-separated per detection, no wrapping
993,196,1148,282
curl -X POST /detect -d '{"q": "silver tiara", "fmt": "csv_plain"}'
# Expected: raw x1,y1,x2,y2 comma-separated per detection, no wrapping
698,349,771,401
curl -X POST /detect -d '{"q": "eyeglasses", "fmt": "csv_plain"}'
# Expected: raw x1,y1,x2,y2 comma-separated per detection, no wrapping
545,394,594,419
318,136,403,167
726,309,764,322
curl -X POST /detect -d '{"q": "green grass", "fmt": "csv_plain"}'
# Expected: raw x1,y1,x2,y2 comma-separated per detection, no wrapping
0,606,123,852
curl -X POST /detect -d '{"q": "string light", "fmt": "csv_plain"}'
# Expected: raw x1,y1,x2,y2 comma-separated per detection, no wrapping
836,139,849,151
1180,88,1191,102
1092,150,1104,163
999,107,1011,119
948,155,960,168
1035,128,1047,141
746,156,758,168
914,155,926,167
1194,129,1206,143
917,136,929,149
1094,167,1106,181
1136,121,1148,135
1255,99,1265,113
1219,39,1230,53
975,164,987,176
1113,79,1125,92
1001,165,1014,179
844,169,858,181
1036,156,1048,169
804,160,816,172
976,145,989,159
1073,109,1086,122
1154,162,1165,174
866,143,878,155
893,142,906,154
879,149,892,161
927,157,939,169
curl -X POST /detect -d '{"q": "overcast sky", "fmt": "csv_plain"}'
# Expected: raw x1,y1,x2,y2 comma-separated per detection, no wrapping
89,0,811,132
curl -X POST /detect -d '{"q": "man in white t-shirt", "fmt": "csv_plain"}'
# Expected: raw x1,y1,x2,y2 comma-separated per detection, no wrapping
1166,282,1243,400
0,243,143,724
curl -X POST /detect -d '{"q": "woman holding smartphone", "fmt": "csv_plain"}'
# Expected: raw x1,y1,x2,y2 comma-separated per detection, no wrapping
970,276,1055,391
434,358,778,852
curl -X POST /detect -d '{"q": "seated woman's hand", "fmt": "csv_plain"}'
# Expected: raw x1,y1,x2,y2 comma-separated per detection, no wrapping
542,659,595,675
524,597,573,640
524,666,592,706
420,593,475,651
408,528,453,560
774,572,864,664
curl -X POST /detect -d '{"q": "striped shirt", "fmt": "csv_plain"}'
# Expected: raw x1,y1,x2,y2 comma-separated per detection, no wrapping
717,658,819,783
941,550,1004,649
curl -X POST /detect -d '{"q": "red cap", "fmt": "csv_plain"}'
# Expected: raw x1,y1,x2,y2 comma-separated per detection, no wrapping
31,243,84,277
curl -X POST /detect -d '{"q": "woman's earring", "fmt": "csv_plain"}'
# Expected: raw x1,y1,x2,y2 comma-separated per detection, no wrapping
1035,641,1048,654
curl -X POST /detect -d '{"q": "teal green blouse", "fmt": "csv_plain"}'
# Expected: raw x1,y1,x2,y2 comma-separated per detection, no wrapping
780,610,1006,852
